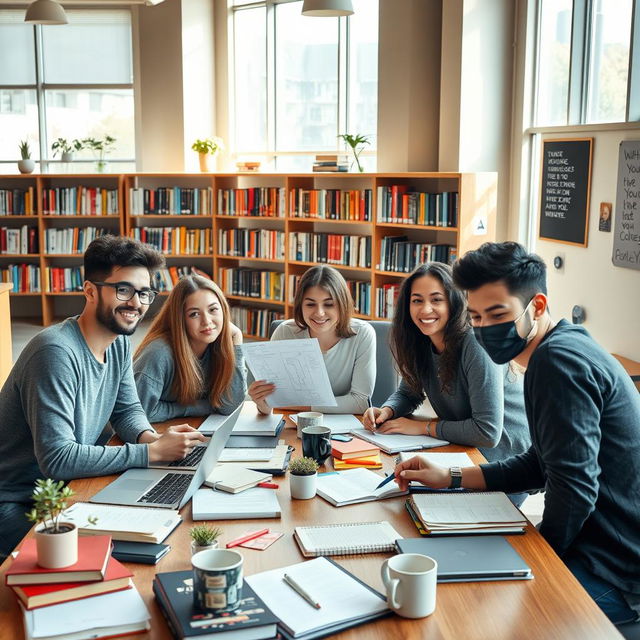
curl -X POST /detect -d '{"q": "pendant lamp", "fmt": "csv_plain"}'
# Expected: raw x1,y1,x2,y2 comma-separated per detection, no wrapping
301,0,354,17
25,0,68,25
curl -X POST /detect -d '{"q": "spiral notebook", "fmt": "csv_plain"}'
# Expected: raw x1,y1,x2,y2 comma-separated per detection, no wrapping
293,521,402,557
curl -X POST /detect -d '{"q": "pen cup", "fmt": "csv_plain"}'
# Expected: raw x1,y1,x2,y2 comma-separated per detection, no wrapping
192,549,244,613
296,411,323,439
380,553,437,619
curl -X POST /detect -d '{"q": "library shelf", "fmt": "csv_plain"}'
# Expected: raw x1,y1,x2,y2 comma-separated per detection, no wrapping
215,255,283,264
0,254,40,259
9,292,41,297
375,222,458,232
44,292,84,296
225,294,285,305
0,215,38,221
289,260,372,274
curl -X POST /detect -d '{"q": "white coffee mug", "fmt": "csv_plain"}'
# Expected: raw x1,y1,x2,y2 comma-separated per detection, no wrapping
296,411,323,439
380,553,437,619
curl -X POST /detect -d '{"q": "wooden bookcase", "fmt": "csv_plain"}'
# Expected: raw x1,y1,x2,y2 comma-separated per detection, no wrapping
0,172,497,335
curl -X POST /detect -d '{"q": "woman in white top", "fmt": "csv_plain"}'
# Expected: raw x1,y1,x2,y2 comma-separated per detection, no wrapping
249,265,376,414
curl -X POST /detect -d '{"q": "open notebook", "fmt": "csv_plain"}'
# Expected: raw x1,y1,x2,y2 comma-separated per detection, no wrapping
316,468,407,507
351,428,448,454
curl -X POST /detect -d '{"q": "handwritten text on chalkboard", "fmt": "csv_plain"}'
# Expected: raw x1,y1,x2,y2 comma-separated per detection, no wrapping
613,140,640,270
544,150,575,219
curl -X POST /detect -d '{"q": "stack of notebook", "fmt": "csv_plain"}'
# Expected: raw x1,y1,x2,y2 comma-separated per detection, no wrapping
331,437,382,470
5,536,151,639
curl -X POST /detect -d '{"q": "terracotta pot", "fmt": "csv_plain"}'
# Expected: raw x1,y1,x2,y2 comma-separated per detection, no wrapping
290,472,317,499
35,522,78,568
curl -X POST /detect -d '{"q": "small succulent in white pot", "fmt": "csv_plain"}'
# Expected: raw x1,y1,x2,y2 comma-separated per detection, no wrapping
190,524,222,555
289,456,319,500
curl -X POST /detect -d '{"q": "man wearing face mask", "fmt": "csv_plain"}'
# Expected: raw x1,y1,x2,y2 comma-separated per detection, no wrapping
392,242,640,628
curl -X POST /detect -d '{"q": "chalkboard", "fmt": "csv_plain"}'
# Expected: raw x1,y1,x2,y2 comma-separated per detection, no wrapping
539,138,593,246
613,140,640,270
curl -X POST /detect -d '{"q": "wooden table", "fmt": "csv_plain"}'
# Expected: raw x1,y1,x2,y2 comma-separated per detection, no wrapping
0,417,622,640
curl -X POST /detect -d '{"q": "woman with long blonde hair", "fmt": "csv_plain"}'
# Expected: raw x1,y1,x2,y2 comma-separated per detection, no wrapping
134,275,246,422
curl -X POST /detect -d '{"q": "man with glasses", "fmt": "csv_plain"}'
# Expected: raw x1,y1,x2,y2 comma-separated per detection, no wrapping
0,235,205,561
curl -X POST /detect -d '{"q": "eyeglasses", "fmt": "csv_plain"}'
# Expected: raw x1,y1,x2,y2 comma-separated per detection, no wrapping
91,281,157,305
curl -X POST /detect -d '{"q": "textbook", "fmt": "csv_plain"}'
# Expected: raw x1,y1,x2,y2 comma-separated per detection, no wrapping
246,556,390,640
217,443,293,475
351,428,449,454
6,536,112,586
192,487,282,520
316,468,407,507
204,465,272,493
154,571,278,640
294,521,402,557
333,452,382,470
111,540,171,565
11,556,133,609
330,436,380,460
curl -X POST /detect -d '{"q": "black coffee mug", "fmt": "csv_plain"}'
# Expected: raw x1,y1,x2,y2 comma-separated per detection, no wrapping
301,426,332,465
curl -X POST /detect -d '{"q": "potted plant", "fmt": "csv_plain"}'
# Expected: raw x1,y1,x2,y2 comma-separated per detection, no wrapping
289,456,319,500
18,140,35,174
192,137,224,172
338,133,370,173
51,137,84,163
26,479,86,569
82,135,116,172
190,524,221,555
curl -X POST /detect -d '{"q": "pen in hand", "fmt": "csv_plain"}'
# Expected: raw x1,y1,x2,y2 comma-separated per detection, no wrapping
374,471,396,491
282,573,321,609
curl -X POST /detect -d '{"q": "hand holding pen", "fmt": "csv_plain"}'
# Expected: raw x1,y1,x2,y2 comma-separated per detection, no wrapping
362,405,393,431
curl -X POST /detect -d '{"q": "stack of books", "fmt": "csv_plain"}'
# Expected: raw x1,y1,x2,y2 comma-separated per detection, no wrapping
236,161,261,172
312,154,349,172
5,535,151,639
331,436,382,469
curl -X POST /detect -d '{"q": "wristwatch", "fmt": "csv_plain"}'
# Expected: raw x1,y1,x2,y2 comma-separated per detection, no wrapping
449,466,463,489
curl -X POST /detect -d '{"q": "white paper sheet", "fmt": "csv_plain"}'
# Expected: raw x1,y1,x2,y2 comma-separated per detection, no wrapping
351,428,449,453
399,451,474,467
290,413,362,434
242,339,336,407
219,448,275,462
192,487,281,519
199,401,283,435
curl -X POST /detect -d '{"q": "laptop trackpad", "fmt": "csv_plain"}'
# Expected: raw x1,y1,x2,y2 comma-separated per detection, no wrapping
122,479,154,493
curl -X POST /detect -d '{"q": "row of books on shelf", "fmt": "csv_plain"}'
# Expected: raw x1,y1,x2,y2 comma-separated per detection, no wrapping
44,227,106,255
219,267,285,302
1,225,38,255
376,186,458,227
130,227,212,255
42,187,119,216
0,188,35,216
378,237,456,272
289,188,372,221
287,272,371,316
152,265,212,292
129,187,213,216
230,306,284,338
375,282,400,319
217,229,285,260
1,264,41,293
45,266,84,293
217,187,286,217
288,231,372,268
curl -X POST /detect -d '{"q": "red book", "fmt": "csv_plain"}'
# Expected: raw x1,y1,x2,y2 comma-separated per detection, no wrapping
6,535,112,586
331,436,380,461
11,555,132,609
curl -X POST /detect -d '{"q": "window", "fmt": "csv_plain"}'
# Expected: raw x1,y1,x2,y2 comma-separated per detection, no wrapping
534,0,637,126
230,0,378,171
0,9,135,171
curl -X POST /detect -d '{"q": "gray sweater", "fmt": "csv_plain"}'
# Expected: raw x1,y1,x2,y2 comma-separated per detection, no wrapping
0,318,152,503
383,331,530,462
133,339,247,422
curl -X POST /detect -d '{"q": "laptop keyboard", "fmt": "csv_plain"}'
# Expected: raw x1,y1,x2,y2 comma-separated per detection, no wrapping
137,472,193,505
165,445,206,468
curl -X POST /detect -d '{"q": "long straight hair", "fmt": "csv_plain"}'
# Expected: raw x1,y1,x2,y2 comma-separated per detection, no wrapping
292,265,355,338
135,275,235,407
390,263,468,395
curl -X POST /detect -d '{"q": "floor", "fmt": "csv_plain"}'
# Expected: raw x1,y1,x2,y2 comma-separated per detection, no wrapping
10,318,545,525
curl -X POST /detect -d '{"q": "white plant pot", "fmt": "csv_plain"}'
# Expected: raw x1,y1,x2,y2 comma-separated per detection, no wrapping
18,159,35,174
290,472,317,499
191,539,219,556
35,522,78,569
61,151,73,163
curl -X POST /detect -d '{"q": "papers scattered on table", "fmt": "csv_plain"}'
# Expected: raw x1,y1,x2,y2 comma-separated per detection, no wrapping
217,443,293,475
192,487,282,520
290,413,362,434
242,338,337,407
316,468,407,507
219,447,275,462
351,428,449,453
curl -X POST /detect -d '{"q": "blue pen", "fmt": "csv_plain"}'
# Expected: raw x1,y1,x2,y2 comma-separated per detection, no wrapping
375,471,396,491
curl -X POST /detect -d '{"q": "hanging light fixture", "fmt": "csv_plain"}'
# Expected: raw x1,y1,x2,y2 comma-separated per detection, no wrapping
25,0,68,25
301,0,354,17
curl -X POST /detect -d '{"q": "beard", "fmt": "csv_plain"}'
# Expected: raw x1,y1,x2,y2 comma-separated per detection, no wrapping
96,295,142,336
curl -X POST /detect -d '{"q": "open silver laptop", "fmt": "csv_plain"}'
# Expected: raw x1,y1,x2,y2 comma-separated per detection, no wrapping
90,404,242,509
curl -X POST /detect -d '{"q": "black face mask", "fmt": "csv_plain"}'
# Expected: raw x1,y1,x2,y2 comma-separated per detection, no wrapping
473,299,535,364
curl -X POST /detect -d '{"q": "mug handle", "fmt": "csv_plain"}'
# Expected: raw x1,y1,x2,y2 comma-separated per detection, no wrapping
380,560,402,610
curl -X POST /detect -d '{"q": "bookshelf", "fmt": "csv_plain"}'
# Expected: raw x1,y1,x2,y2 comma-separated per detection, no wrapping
0,172,497,333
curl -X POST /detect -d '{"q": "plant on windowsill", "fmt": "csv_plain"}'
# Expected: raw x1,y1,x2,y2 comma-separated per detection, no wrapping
18,140,35,175
288,456,319,500
190,524,222,555
51,137,84,163
82,135,116,173
191,137,224,172
26,479,97,569
338,133,370,173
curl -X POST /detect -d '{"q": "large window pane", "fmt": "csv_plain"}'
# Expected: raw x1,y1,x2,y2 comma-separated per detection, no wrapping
275,2,339,150
535,0,572,125
0,90,39,161
234,7,267,151
0,12,36,85
586,0,632,123
42,10,132,84
45,89,134,159
348,0,378,147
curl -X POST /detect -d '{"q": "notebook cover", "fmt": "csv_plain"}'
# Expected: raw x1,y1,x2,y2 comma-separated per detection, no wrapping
6,535,112,585
330,437,380,460
111,541,171,564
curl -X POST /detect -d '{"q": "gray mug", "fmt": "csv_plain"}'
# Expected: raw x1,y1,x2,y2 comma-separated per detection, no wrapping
192,549,243,612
